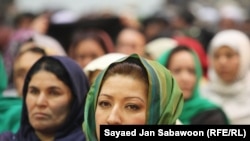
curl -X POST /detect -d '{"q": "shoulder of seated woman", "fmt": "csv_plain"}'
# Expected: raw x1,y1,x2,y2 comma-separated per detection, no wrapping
191,108,228,125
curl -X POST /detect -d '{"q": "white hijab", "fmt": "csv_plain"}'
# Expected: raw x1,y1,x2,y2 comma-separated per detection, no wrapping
83,53,128,77
202,29,250,124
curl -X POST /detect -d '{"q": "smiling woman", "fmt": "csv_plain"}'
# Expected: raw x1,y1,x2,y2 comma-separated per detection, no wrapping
0,56,90,141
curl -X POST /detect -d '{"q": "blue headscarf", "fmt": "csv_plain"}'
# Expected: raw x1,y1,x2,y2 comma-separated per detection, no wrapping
10,56,89,141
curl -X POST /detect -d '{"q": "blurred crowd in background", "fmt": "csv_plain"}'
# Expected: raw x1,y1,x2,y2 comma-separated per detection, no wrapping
0,0,250,54
1,0,250,133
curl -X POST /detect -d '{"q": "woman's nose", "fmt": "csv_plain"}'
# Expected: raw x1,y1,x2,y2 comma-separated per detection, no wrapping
106,105,122,125
36,93,47,107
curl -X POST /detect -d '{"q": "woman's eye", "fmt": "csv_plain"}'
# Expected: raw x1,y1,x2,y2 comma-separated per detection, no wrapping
49,90,60,96
126,104,140,111
213,54,219,59
98,101,111,108
172,68,181,74
188,68,195,74
17,73,26,78
29,89,39,95
225,53,234,59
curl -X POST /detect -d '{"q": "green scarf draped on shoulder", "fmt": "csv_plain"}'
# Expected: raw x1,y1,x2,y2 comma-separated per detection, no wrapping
83,54,184,141
0,54,22,133
157,49,228,124
0,54,7,98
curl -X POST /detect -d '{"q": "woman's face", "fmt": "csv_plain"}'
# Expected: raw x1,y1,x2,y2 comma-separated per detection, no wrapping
95,74,147,140
212,46,240,83
116,29,146,56
168,51,196,100
13,51,44,97
26,70,72,133
74,39,105,68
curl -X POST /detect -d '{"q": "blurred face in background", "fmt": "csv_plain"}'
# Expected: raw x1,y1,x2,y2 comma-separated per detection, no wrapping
168,50,196,100
73,39,105,68
170,16,186,30
31,13,50,34
0,25,12,51
116,28,146,56
14,51,44,96
212,46,240,83
219,18,239,31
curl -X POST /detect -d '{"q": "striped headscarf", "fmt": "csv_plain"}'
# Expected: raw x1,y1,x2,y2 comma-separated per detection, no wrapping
83,54,184,141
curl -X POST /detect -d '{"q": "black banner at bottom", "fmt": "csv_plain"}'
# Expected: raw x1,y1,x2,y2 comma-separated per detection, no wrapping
100,125,250,140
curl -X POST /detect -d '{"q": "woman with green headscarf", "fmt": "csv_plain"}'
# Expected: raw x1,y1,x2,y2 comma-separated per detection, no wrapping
83,54,184,141
0,54,22,133
157,46,229,124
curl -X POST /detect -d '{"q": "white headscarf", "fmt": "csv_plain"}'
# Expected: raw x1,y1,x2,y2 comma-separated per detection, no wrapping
83,53,128,77
32,33,67,56
202,29,250,124
19,33,67,56
209,29,250,82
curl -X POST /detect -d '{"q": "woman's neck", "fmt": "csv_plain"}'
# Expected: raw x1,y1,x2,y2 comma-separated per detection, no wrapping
35,131,55,141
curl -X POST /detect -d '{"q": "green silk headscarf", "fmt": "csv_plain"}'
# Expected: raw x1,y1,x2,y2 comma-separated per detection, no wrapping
157,49,228,124
0,54,22,133
83,54,184,141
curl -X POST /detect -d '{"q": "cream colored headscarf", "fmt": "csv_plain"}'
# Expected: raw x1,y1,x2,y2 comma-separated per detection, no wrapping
83,53,128,77
202,29,250,124
20,33,67,56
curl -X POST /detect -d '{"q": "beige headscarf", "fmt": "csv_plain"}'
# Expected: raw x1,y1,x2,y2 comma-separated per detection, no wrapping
202,29,250,124
83,53,128,83
20,33,67,56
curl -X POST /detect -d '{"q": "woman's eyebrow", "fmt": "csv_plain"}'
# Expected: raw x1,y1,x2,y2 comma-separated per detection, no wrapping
124,97,145,103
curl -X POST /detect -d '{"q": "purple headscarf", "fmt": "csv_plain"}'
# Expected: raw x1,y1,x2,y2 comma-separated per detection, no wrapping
1,56,89,141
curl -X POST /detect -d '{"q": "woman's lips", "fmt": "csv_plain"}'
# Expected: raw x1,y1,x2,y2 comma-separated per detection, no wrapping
33,113,49,119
